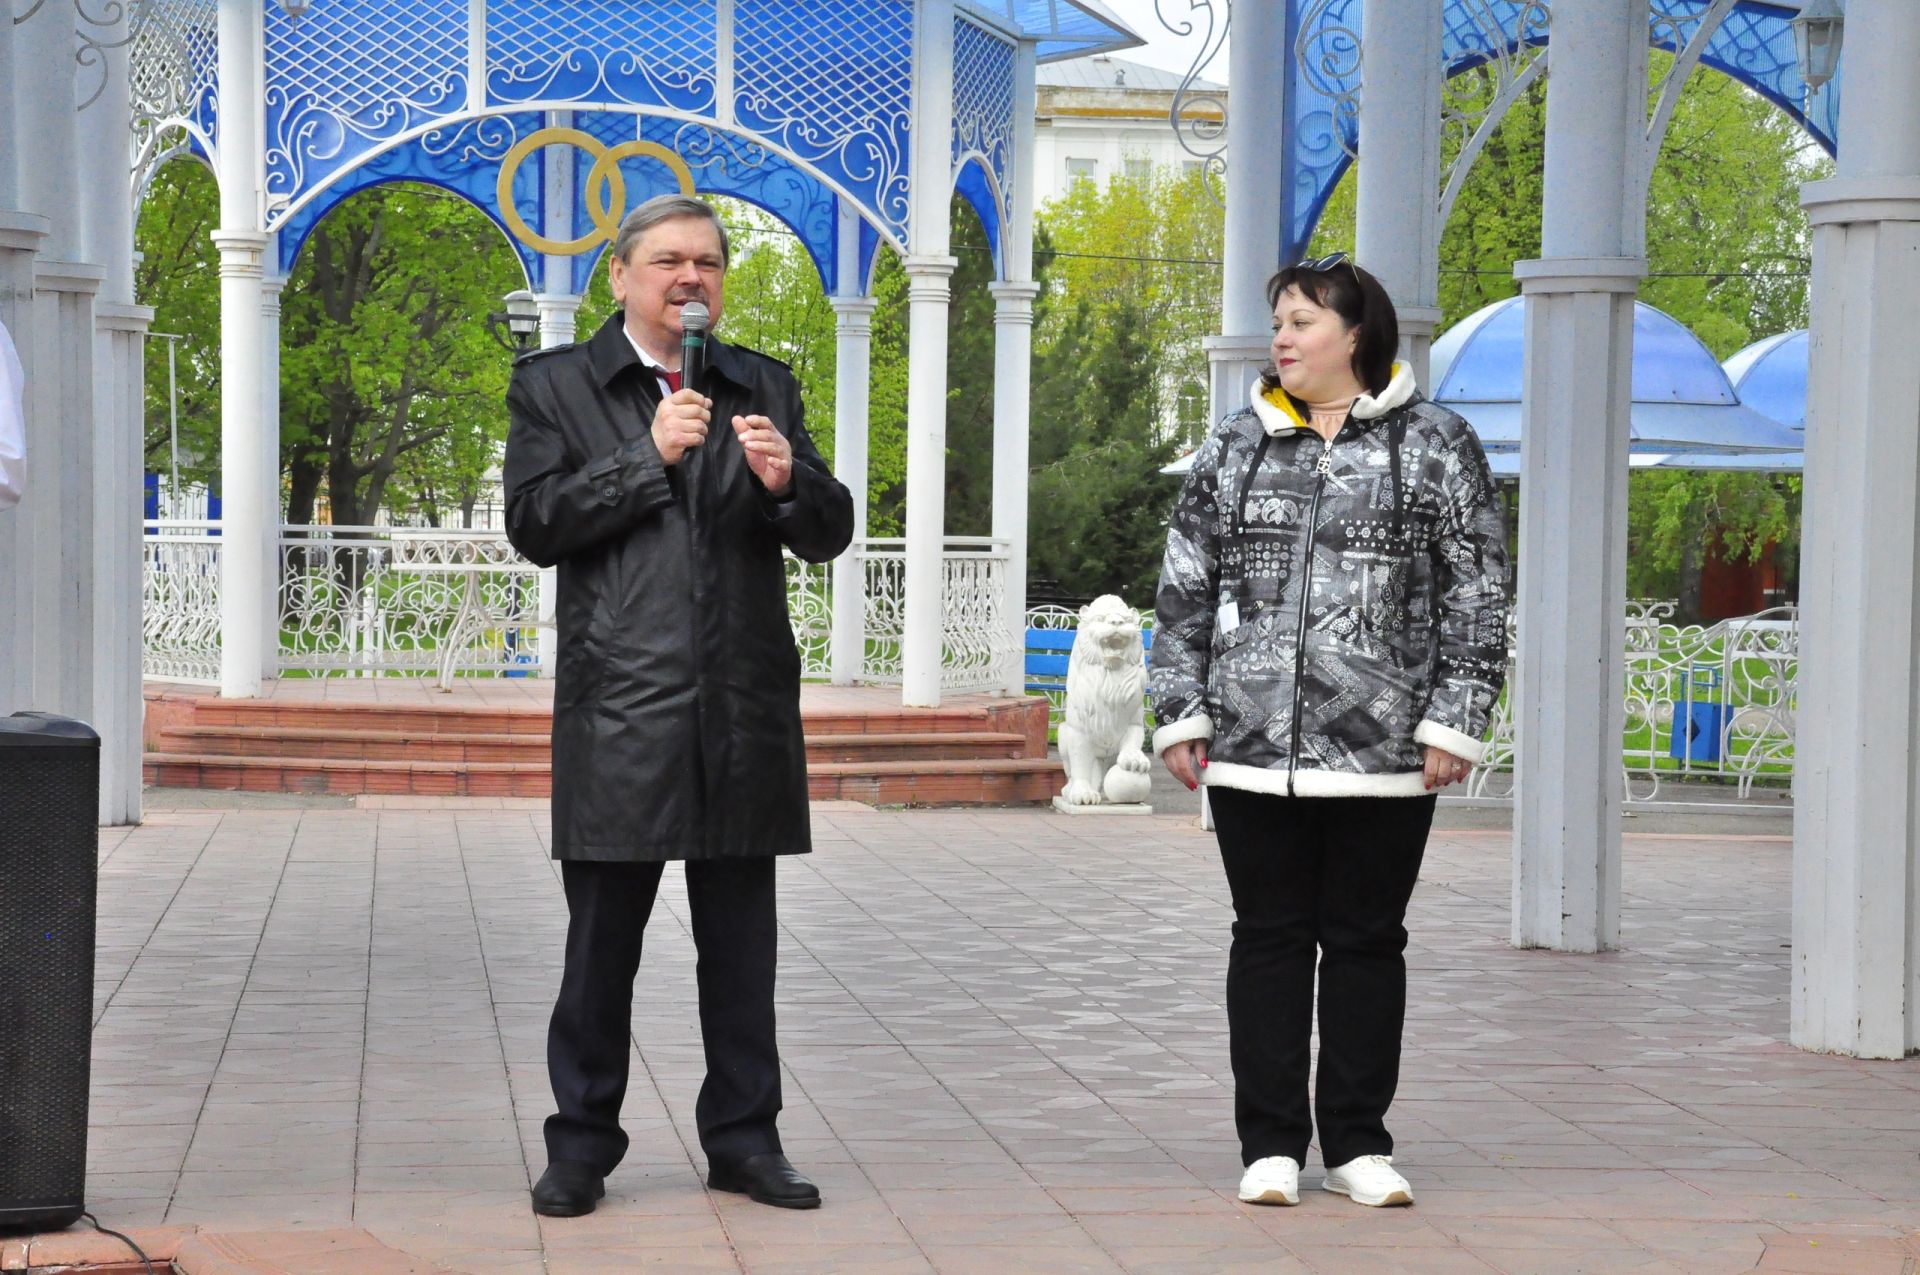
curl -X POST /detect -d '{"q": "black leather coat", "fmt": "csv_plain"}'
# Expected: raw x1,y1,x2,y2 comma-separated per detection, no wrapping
503,312,853,860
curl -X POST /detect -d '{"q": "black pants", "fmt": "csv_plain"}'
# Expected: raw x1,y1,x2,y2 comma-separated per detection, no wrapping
544,857,783,1174
1208,787,1435,1168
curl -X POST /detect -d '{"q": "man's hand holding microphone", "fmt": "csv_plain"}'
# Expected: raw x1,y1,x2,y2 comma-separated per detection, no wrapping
649,300,794,496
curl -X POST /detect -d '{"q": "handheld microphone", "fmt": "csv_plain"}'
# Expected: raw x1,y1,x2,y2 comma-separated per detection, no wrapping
678,301,709,394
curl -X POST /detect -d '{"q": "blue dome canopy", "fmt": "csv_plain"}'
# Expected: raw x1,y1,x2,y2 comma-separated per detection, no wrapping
1430,296,1804,455
1723,329,1807,431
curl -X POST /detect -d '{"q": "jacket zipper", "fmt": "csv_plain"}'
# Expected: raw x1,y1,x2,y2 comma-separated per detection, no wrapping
1286,440,1335,797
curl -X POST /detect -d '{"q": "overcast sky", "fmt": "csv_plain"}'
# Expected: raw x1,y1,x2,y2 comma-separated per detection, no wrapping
1093,0,1232,83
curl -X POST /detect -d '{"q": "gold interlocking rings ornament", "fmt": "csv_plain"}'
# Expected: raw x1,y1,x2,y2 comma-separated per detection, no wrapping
495,127,697,255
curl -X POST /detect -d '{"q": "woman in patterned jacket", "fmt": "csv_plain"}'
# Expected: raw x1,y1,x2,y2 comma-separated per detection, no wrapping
1151,254,1509,1210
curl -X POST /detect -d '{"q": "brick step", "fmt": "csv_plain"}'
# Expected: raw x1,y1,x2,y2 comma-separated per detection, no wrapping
807,758,1060,807
159,725,1033,765
143,752,552,798
144,752,1063,806
150,694,1041,742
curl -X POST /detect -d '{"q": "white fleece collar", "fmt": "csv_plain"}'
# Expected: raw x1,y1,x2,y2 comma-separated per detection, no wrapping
1247,361,1418,436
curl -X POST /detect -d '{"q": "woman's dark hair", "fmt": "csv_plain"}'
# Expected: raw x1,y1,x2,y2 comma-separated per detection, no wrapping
1259,256,1399,397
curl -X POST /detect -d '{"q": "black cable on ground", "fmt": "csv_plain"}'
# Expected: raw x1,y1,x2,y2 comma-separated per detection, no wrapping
80,1211,157,1275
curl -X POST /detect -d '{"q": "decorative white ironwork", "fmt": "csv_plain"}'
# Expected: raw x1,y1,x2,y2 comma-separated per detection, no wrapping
1295,0,1362,162
951,15,1014,222
144,525,1014,688
142,521,223,684
76,0,140,112
731,0,913,240
1156,0,1228,205
1438,1,1551,228
483,0,718,112
940,542,1015,694
275,526,544,677
1468,601,1798,802
856,538,1017,693
128,0,217,189
786,553,834,676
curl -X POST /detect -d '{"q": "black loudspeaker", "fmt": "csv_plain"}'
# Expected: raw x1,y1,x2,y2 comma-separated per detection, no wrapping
0,713,99,1234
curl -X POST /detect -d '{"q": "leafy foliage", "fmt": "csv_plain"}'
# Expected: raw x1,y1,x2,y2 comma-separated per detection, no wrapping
137,173,525,527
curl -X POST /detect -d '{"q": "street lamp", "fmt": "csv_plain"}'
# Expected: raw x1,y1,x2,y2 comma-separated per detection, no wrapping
487,289,541,355
279,0,312,17
1792,0,1845,97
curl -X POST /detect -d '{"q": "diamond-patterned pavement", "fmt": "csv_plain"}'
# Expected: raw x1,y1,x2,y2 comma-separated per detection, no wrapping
74,797,1920,1273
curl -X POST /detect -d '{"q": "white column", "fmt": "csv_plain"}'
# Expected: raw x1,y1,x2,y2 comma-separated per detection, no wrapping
0,0,45,721
14,3,100,726
988,37,1039,697
829,294,875,686
989,283,1037,695
535,293,580,350
215,0,268,697
27,261,105,721
1355,0,1444,386
95,303,152,824
0,0,14,216
1206,0,1288,423
901,0,956,707
260,271,286,683
1792,0,1920,1059
1510,0,1646,953
77,0,149,823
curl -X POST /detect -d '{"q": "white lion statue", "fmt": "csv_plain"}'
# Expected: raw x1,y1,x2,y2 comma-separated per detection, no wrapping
1058,594,1153,806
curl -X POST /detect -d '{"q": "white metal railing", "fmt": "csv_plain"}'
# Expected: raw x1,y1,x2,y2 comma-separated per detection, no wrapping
855,537,1020,693
143,523,1019,690
142,520,223,684
1463,602,1797,802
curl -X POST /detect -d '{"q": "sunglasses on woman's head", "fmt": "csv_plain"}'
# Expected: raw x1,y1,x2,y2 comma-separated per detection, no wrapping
1296,251,1351,272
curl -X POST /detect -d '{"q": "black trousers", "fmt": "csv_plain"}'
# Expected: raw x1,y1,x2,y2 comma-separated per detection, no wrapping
1208,787,1435,1169
544,857,783,1174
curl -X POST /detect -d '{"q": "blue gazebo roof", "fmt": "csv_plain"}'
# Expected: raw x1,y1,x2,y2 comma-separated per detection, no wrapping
1723,329,1807,431
1430,297,1804,455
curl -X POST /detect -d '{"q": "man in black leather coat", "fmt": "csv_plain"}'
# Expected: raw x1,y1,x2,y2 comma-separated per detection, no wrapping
503,193,853,1217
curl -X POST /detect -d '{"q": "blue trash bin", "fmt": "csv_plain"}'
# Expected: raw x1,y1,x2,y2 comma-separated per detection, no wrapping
1667,666,1723,764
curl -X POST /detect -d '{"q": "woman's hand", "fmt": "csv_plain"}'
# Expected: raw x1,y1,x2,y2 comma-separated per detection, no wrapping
1164,740,1208,791
1423,746,1473,790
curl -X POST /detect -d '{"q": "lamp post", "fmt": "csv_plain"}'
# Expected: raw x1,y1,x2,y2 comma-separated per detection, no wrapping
1792,0,1845,98
278,0,311,17
487,289,540,355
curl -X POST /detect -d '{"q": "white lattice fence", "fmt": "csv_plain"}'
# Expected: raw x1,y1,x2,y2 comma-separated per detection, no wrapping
854,538,1017,693
142,522,223,684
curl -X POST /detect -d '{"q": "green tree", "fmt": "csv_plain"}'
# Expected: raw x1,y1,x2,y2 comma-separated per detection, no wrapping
278,185,523,528
137,174,523,525
1037,164,1224,448
1027,295,1179,605
135,161,222,490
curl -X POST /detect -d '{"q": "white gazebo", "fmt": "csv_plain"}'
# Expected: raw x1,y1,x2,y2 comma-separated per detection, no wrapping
0,0,1145,823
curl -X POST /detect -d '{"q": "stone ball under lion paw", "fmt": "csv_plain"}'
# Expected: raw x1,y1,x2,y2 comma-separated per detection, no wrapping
1102,766,1152,805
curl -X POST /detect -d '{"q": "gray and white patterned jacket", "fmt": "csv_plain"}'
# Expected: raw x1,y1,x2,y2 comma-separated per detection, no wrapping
1150,364,1510,797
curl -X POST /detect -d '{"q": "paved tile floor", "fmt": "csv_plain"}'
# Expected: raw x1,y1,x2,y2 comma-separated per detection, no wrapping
83,800,1918,1273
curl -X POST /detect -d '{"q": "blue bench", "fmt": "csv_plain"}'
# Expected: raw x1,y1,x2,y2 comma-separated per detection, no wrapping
1021,629,1152,725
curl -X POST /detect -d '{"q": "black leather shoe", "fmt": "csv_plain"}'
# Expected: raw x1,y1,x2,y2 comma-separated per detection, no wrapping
708,1151,821,1209
531,1160,606,1217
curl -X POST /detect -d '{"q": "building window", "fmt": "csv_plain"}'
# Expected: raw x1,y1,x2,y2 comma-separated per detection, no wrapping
1123,157,1151,183
1182,159,1204,178
1065,157,1098,184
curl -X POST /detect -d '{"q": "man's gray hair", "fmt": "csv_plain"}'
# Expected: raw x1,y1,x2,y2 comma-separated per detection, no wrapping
612,194,731,267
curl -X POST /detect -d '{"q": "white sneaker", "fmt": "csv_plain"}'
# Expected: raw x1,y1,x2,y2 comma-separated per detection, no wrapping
1322,1154,1413,1206
1236,1155,1300,1205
